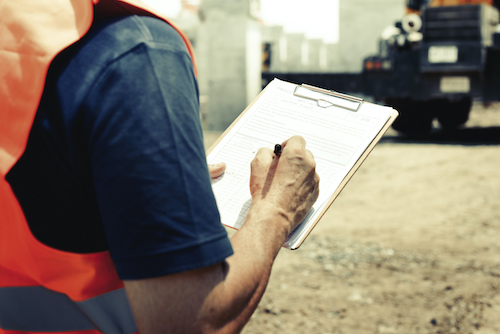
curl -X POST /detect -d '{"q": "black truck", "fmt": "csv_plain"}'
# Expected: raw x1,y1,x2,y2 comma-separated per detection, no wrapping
263,1,500,135
363,1,500,134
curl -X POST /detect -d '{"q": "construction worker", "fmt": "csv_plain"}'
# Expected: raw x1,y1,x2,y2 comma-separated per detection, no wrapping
0,0,319,333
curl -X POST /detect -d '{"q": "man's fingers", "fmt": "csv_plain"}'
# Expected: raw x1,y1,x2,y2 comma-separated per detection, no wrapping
305,148,316,165
280,136,316,169
208,162,226,179
280,135,306,151
253,147,274,165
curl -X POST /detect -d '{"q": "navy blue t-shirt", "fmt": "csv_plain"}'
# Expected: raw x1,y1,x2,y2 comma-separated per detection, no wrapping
6,14,233,279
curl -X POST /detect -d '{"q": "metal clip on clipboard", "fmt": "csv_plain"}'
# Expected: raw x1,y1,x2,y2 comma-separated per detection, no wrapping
293,84,363,112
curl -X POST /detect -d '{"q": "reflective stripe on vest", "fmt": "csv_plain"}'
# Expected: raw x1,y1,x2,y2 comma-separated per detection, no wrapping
0,286,137,334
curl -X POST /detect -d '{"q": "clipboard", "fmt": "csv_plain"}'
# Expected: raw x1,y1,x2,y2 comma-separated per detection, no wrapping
207,79,398,250
293,84,363,111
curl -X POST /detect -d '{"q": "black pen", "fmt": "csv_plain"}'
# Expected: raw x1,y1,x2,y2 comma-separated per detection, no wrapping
274,144,282,157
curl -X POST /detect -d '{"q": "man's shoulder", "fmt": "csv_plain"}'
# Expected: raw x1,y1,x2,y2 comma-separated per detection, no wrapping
50,14,191,119
77,15,188,68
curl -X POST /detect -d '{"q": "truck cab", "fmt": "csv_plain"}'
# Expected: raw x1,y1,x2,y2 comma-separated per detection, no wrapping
363,0,500,135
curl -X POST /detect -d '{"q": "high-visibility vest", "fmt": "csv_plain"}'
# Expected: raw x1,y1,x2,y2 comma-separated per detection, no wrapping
0,1,196,332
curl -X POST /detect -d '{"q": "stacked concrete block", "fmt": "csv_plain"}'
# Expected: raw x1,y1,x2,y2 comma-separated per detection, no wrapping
325,43,342,72
285,33,307,72
191,0,406,130
196,0,262,131
307,38,328,72
256,0,405,74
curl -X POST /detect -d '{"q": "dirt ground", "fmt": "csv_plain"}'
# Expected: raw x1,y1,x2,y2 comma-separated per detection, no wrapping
204,101,500,334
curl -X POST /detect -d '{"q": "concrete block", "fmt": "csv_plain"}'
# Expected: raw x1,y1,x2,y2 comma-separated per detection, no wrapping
196,17,261,130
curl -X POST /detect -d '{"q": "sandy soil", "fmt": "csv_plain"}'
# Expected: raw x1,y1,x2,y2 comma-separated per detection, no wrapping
204,101,500,334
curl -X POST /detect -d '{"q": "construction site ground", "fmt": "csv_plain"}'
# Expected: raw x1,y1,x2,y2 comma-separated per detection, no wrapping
203,101,500,334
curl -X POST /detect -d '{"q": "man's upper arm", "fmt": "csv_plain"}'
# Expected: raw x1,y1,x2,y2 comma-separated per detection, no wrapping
74,16,233,279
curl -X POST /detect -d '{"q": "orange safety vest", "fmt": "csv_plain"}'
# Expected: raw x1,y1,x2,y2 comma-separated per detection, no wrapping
0,0,196,332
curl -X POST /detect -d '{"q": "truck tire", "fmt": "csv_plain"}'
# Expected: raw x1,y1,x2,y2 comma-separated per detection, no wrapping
435,97,472,130
385,98,434,136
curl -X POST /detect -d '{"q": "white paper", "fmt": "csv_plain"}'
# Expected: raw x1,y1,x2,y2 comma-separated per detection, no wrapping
207,79,394,249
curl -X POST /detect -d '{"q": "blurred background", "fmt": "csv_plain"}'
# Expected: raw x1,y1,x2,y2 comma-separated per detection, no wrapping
142,0,500,140
142,0,406,131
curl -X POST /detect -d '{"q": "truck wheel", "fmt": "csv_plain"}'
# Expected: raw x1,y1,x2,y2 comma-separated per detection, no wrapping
435,97,472,130
385,98,434,136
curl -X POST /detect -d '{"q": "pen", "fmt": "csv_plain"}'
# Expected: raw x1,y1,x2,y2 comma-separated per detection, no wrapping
274,144,282,157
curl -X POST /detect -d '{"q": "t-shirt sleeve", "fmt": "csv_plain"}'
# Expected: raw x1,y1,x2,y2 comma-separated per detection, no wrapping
80,33,233,280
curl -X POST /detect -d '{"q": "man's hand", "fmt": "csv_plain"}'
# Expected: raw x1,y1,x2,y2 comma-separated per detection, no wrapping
249,135,320,235
208,162,226,179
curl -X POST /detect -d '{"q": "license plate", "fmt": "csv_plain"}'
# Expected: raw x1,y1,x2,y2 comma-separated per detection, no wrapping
440,76,470,93
428,46,458,63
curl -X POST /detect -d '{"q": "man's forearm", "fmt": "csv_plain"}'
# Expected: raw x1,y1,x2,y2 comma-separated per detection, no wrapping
196,200,291,333
124,202,291,334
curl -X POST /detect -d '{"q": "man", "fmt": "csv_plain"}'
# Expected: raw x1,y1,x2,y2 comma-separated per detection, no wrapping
0,0,319,333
